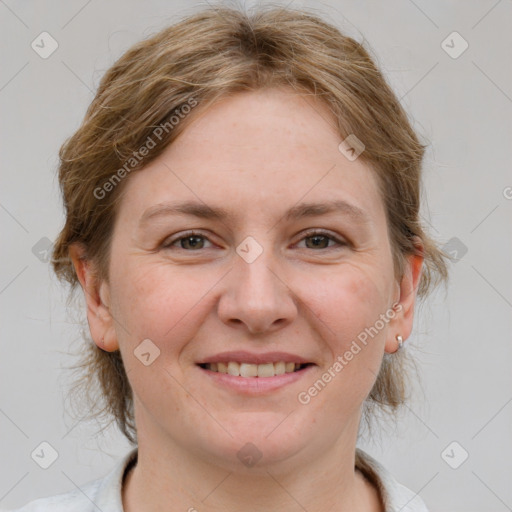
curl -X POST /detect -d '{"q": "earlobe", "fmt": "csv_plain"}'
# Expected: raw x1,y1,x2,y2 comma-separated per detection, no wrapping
385,243,424,354
69,244,119,352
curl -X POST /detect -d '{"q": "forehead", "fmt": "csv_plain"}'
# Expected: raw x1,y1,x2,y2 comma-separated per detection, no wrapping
172,87,347,169
118,88,385,228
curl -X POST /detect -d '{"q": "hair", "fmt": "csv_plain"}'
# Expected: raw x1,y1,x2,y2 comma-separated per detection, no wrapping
52,4,449,445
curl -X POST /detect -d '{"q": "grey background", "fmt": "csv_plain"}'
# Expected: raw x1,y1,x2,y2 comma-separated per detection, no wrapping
1,0,511,510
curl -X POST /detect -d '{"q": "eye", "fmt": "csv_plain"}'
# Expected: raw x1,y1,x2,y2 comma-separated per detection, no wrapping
160,229,347,252
162,231,214,251
296,230,347,250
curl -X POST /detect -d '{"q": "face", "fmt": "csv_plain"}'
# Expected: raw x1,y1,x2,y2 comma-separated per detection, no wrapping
77,87,422,472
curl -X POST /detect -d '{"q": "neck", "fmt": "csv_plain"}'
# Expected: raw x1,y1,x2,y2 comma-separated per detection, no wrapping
122,423,383,512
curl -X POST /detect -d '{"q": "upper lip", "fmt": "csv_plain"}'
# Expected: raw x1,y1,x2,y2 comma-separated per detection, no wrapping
196,351,314,365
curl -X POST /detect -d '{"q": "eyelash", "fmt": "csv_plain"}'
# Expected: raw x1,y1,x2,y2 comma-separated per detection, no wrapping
161,229,347,251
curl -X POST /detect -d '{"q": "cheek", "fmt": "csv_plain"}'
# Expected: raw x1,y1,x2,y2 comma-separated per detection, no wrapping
286,267,394,444
109,260,218,348
316,265,390,335
301,263,393,379
293,270,391,419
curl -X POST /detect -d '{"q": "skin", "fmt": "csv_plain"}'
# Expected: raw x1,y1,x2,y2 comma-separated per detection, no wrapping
71,87,423,512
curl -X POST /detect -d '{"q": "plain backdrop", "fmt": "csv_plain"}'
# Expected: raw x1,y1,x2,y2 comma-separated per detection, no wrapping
1,1,511,510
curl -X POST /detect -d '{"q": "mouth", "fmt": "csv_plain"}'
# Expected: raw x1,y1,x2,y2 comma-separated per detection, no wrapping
196,356,316,394
195,351,316,393
197,361,314,378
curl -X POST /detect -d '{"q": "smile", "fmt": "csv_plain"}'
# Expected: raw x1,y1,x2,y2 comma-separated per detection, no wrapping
198,361,312,378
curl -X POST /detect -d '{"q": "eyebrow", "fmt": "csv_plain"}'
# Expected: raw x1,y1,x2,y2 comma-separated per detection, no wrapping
139,199,371,226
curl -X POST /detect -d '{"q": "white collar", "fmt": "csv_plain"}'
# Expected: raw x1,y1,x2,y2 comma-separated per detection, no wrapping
85,447,429,512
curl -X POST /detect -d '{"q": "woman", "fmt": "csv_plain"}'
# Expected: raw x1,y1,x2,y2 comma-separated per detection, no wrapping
12,5,448,511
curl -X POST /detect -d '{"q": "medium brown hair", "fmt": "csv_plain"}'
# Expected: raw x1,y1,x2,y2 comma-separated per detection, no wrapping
53,5,449,444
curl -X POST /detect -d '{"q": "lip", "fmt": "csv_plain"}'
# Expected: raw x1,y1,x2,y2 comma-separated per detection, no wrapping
196,351,313,365
197,362,316,394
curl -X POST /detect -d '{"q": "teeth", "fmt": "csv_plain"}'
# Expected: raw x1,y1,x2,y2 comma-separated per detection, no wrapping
240,363,258,377
257,363,274,377
204,361,306,377
227,361,240,376
274,361,285,375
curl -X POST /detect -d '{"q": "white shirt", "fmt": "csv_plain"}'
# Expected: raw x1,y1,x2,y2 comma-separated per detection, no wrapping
6,447,429,511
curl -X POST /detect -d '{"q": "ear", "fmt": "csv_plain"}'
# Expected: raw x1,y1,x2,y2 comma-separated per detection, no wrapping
385,239,424,354
69,244,119,352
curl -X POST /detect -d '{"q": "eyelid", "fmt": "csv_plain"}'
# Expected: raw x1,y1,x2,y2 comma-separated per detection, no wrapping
294,228,347,248
161,228,347,251
161,230,216,249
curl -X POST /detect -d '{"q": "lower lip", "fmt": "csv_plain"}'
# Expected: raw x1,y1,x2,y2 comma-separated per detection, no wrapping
198,365,315,394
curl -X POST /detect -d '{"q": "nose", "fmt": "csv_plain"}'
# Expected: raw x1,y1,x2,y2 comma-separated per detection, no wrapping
217,250,298,335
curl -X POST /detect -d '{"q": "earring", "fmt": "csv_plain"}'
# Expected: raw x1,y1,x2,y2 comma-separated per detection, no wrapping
396,335,403,351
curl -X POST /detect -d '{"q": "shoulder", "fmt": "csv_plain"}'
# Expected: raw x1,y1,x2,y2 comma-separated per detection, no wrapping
5,448,138,512
5,478,103,512
355,448,430,512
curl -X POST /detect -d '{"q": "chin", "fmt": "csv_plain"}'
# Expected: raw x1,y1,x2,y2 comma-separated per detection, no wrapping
193,413,311,472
